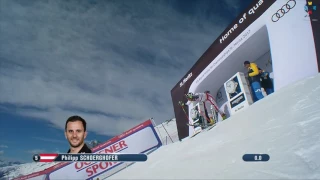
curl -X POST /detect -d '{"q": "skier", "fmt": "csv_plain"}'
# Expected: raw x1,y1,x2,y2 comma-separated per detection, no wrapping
184,91,227,124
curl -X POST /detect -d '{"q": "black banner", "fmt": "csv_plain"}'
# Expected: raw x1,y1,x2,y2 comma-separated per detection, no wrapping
307,0,320,72
230,93,246,108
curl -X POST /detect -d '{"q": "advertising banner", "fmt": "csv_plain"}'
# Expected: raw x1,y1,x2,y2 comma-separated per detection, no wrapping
171,0,277,140
13,119,162,180
171,0,319,140
12,171,47,180
224,72,253,115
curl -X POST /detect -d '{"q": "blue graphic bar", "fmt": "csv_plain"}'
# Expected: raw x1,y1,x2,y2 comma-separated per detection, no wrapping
53,153,148,162
242,154,270,162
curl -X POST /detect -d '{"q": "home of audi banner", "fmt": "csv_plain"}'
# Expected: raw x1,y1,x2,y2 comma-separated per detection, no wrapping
171,0,320,140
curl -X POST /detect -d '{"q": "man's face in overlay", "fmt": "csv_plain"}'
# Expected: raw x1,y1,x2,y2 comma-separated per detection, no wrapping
65,120,87,148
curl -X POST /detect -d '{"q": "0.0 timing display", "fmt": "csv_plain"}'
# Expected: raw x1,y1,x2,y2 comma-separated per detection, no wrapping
242,154,270,162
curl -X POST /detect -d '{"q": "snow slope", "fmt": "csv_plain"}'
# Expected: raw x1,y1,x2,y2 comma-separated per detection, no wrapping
109,74,320,179
1,74,320,179
0,162,59,180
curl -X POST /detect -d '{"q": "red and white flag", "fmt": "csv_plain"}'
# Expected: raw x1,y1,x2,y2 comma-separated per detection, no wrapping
39,154,58,162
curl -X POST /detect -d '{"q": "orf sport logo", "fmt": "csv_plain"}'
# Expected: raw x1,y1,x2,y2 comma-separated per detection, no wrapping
271,0,296,22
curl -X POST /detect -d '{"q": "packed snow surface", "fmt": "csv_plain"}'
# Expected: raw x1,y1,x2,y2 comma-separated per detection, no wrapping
109,74,320,179
1,74,320,180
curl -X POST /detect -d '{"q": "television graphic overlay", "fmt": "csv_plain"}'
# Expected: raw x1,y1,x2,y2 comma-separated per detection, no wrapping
304,0,317,17
32,153,148,163
13,119,162,180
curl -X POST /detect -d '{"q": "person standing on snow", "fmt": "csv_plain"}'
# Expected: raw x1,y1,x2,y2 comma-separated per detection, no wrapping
183,91,227,124
243,61,264,101
258,68,274,95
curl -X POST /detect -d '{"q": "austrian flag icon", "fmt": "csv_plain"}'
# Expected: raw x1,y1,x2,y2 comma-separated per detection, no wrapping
37,154,58,162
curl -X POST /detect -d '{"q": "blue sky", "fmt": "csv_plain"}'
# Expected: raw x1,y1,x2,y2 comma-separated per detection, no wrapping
0,0,253,162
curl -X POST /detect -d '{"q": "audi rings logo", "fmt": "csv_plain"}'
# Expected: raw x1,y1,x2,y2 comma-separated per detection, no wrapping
271,0,296,22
